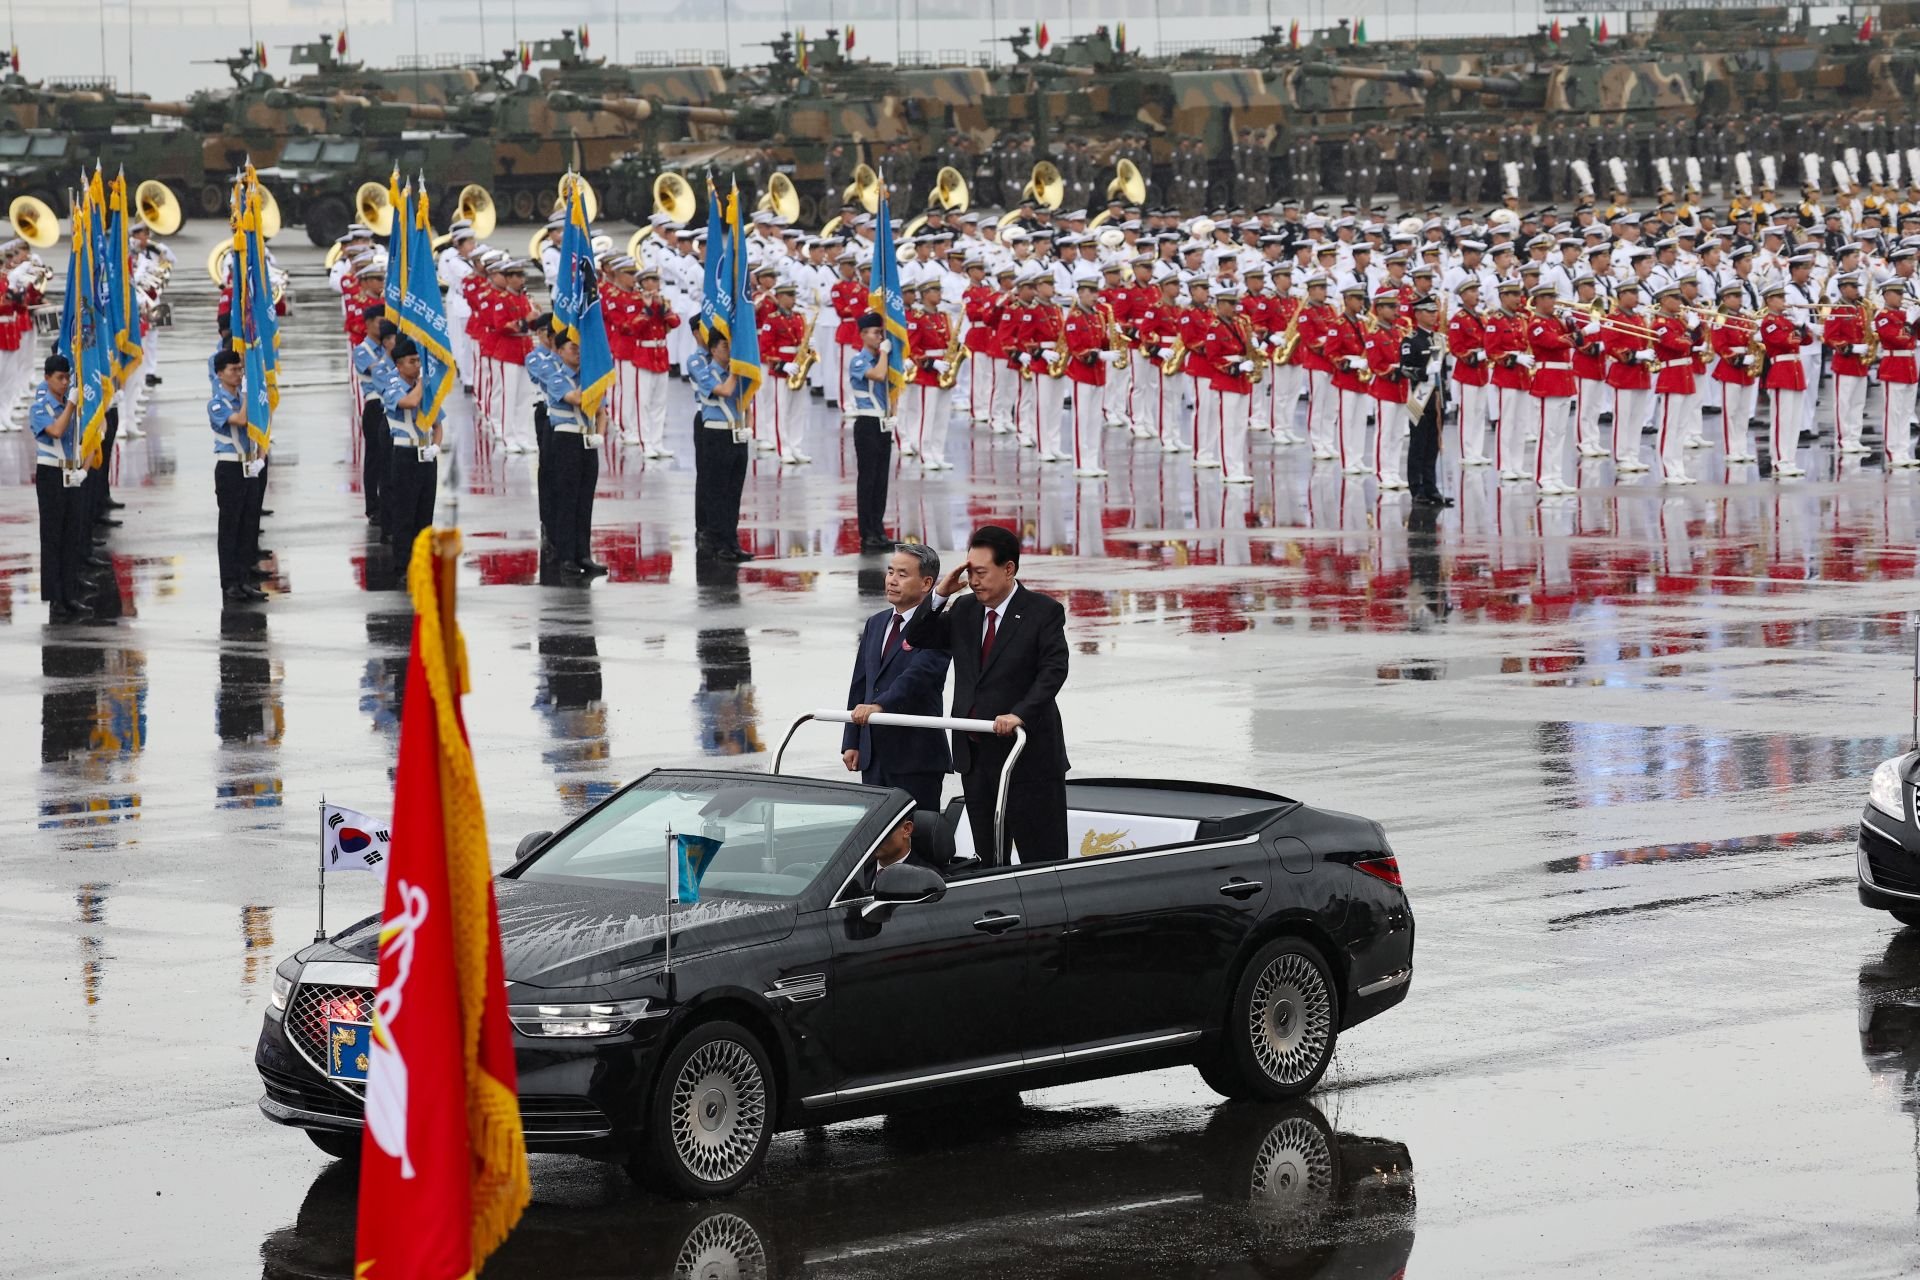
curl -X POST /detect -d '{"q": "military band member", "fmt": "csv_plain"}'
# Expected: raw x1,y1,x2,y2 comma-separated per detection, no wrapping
483,258,536,453
1365,288,1412,490
1064,274,1115,477
1297,273,1339,460
831,252,868,412
1823,273,1873,454
903,279,955,470
1876,279,1920,469
756,280,810,465
987,263,1021,435
1569,276,1611,458
1484,280,1533,481
1650,285,1700,485
1402,296,1452,506
1526,283,1580,496
1603,282,1654,471
1030,272,1069,465
436,220,479,389
1447,279,1492,466
1327,282,1373,474
1137,271,1184,452
1759,284,1810,478
1708,283,1762,463
1097,257,1135,431
1263,261,1306,445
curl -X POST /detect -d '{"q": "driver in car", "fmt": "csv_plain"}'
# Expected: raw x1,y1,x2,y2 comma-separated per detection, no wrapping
860,809,952,893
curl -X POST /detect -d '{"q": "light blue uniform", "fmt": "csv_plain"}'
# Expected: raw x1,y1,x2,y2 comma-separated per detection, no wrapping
381,370,425,446
207,384,243,459
846,348,886,415
352,338,394,405
30,383,74,467
687,349,743,426
526,344,559,410
532,356,583,432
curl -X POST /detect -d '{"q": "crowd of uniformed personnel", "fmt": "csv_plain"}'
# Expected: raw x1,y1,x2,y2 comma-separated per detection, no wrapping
298,137,1920,576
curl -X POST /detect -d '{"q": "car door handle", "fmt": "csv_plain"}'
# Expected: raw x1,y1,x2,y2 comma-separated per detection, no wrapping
972,913,1022,935
1218,879,1264,899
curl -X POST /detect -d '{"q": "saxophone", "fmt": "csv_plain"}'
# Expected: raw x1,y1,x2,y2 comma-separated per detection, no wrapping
784,309,818,390
1235,313,1267,385
1044,308,1070,377
1865,298,1881,366
1272,301,1302,366
936,315,967,389
1160,336,1186,375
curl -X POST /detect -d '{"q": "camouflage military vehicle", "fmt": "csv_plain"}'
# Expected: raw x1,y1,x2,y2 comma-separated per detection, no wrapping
1297,58,1699,120
0,124,203,211
281,33,492,105
1635,7,1920,115
254,131,494,245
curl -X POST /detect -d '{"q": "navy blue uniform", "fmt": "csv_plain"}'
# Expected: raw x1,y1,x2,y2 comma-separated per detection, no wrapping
31,382,86,611
843,601,953,811
688,349,750,557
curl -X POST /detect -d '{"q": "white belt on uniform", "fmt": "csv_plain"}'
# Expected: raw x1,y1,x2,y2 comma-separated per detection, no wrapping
1538,361,1573,370
1656,358,1693,370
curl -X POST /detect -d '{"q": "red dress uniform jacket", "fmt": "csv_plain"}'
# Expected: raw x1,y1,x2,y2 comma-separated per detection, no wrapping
1445,309,1488,386
600,283,639,363
1063,305,1108,387
1196,313,1252,394
1526,312,1577,399
487,291,534,366
963,286,1001,355
1709,319,1759,386
1136,299,1180,362
1825,305,1871,377
831,278,868,346
343,290,381,346
1363,320,1407,403
759,305,808,381
1179,305,1217,385
462,276,490,340
1650,314,1696,395
1570,315,1609,382
1326,311,1372,394
1029,304,1066,374
1295,302,1338,375
1760,313,1808,390
906,306,950,388
1484,307,1532,391
1602,314,1654,390
1267,294,1301,360
1876,307,1918,384
628,295,679,373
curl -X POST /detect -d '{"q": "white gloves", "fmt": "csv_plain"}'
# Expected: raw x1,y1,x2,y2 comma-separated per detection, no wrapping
1103,350,1126,364
878,339,892,357
1237,360,1256,373
417,444,440,463
1018,352,1033,366
1906,305,1919,324
244,457,268,477
932,359,950,374
1516,352,1538,369
1157,346,1174,359
1344,356,1368,371
1852,344,1869,356
1684,312,1700,331
1582,322,1602,337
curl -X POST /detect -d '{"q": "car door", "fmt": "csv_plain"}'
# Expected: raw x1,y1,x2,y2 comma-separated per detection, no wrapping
822,868,1037,1102
1042,835,1276,1053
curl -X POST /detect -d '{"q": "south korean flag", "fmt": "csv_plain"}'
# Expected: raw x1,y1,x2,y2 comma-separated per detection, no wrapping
323,804,391,875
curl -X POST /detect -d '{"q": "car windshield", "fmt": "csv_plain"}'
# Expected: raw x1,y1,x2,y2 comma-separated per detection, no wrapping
279,139,321,163
0,136,30,157
320,139,360,164
515,775,887,899
28,136,66,157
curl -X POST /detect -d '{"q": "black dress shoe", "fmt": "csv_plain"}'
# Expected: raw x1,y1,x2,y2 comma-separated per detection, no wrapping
721,544,757,562
259,509,274,518
246,567,273,582
254,548,274,559
104,499,126,510
84,555,110,568
859,536,892,553
144,373,161,387
95,517,123,528
225,584,268,603
573,559,609,577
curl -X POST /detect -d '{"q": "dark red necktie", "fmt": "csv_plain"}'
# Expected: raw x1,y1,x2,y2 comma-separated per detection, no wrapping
980,609,997,665
883,612,902,658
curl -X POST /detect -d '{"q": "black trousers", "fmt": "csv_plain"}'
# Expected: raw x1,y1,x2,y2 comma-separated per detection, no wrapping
534,400,555,539
387,448,438,562
1408,398,1441,497
549,429,600,563
852,415,891,541
961,740,1068,864
83,410,118,522
243,458,267,566
360,399,390,518
214,459,248,589
863,766,944,815
692,418,748,546
36,465,83,604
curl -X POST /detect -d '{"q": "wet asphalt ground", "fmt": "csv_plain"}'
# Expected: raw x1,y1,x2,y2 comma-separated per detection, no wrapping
6,223,1920,1278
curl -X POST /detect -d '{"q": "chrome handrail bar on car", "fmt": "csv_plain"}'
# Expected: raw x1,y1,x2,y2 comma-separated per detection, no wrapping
773,711,1028,866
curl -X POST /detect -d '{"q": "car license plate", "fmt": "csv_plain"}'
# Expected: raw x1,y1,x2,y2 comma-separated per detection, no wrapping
326,1019,372,1082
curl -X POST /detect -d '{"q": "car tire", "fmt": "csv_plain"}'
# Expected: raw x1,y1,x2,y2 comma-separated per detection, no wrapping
1891,906,1920,928
306,1129,362,1161
305,196,350,249
632,1020,775,1199
1200,937,1339,1101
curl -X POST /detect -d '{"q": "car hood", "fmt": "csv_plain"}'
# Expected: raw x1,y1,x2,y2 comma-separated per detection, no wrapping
307,876,796,990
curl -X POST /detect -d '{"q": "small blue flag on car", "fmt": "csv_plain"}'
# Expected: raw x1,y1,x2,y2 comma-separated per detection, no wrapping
670,833,724,905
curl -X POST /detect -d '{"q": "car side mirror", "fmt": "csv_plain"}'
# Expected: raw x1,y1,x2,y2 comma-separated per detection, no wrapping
515,830,553,860
857,862,946,921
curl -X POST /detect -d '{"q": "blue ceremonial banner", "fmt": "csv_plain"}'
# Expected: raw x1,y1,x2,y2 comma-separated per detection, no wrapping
725,179,762,401
698,172,729,344
76,172,115,460
869,188,909,412
551,178,617,419
398,179,456,428
670,834,724,905
383,169,405,322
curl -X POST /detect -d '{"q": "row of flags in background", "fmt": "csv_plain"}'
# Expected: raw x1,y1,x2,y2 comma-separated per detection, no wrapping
228,166,280,454
57,168,144,470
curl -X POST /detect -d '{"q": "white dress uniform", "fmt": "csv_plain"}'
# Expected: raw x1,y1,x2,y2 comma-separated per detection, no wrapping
437,245,476,386
1783,277,1823,440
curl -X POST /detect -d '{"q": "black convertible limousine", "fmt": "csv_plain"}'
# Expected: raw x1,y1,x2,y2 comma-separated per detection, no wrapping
257,717,1414,1197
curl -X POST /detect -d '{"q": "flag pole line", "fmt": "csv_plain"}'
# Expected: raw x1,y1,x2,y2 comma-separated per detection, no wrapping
664,826,676,1000
315,793,328,941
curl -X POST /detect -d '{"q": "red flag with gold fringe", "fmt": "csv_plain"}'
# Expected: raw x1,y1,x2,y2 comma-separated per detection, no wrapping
354,528,528,1280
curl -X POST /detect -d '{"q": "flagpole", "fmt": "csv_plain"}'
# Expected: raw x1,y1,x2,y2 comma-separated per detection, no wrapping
316,793,328,941
663,827,675,997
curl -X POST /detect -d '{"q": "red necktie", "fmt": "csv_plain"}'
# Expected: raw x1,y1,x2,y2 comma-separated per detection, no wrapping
883,612,902,658
980,609,997,665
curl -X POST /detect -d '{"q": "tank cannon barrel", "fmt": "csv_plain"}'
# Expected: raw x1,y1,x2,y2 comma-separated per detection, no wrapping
1299,62,1523,96
262,88,378,111
544,90,738,126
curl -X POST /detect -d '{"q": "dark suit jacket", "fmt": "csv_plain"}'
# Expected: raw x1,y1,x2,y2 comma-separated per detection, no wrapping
902,582,1070,780
843,606,953,775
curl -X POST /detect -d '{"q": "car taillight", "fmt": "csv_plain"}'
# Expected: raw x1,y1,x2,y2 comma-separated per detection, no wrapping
1355,856,1402,887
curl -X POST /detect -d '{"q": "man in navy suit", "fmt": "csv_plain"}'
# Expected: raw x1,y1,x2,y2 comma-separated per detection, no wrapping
842,543,953,812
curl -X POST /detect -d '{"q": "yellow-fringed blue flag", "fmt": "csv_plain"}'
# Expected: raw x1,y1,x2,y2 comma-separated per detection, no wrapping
384,168,406,323
106,169,141,383
550,175,616,418
396,180,457,427
725,179,762,401
76,172,116,463
868,188,909,411
697,172,728,344
242,165,281,419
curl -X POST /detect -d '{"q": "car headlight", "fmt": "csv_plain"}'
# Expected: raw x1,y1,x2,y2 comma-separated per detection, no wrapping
1869,755,1912,822
270,970,293,1012
508,998,655,1038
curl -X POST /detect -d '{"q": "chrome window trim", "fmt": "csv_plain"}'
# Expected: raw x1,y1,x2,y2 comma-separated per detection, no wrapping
799,1029,1202,1107
830,832,1264,908
825,796,919,908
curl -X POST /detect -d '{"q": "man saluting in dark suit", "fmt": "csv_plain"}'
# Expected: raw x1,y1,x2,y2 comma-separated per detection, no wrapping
903,524,1071,863
843,543,953,813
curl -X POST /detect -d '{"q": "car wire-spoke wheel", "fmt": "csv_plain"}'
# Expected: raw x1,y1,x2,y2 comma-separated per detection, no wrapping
1247,1115,1336,1225
674,1210,770,1280
1248,953,1333,1085
671,1040,769,1185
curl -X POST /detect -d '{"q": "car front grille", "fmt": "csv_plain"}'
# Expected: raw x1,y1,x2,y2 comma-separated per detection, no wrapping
260,1063,364,1119
1863,822,1920,895
259,1068,608,1137
286,982,374,1098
